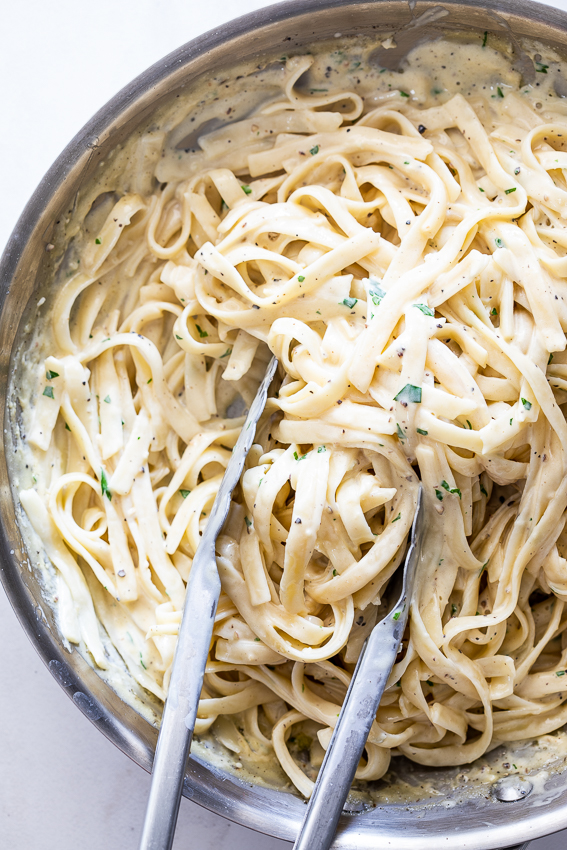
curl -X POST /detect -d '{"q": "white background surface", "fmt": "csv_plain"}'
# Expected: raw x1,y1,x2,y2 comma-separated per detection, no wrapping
2,1,567,848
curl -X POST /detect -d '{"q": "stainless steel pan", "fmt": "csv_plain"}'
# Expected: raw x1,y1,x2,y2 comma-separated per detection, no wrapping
2,2,567,848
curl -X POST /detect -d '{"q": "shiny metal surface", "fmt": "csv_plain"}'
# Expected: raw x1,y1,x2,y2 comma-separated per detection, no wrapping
139,356,278,850
294,488,425,850
2,3,567,850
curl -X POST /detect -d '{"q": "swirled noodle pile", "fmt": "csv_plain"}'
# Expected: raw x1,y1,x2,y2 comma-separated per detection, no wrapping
19,50,567,795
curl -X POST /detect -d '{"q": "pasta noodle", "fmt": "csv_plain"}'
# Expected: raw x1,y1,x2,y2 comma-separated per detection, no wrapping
15,37,567,796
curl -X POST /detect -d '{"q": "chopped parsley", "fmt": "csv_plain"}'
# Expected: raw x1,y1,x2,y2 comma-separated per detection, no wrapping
416,428,428,436
341,297,358,309
241,184,252,194
414,303,434,316
521,398,532,411
392,611,400,620
195,324,208,338
244,516,252,528
95,237,101,245
43,386,54,399
399,90,410,97
220,348,232,358
310,145,319,155
179,489,190,499
298,275,305,282
100,468,112,501
435,489,444,501
440,480,461,498
535,62,549,73
482,31,488,47
495,237,504,248
392,513,401,522
396,423,405,440
394,383,422,404
46,370,59,380
497,87,504,98
505,187,516,194
103,395,111,404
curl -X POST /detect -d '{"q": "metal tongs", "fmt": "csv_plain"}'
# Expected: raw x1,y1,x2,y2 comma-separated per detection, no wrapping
293,485,425,850
139,356,279,850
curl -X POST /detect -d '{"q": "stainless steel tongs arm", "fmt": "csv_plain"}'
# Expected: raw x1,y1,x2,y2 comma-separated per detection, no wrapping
139,356,278,850
293,486,425,850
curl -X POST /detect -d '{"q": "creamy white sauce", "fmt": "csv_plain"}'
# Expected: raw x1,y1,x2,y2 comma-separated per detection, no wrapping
9,29,567,806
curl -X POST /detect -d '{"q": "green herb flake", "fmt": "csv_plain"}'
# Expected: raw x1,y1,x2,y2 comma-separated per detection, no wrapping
179,489,191,499
491,307,498,316
466,420,473,430
43,386,54,399
451,604,458,615
435,489,444,501
417,428,428,436
549,353,554,365
505,187,516,194
479,561,488,576
497,87,504,98
140,653,147,670
341,297,358,309
394,383,422,404
557,670,566,677
65,422,71,432
366,280,386,306
175,334,183,340
332,569,338,577
440,480,461,498
400,90,410,97
414,303,434,317
254,637,261,642
479,187,485,192
103,395,111,404
480,484,488,497
536,62,549,73
46,370,59,380
310,145,320,156
195,324,208,338
426,679,434,687
95,237,101,245
147,378,152,384
495,237,504,248
482,31,488,47
298,275,305,282
244,516,252,528
392,513,401,523
392,611,401,620
521,397,532,411
241,184,252,194
100,468,112,501
293,451,299,460
396,423,405,440
317,446,326,453
220,348,232,358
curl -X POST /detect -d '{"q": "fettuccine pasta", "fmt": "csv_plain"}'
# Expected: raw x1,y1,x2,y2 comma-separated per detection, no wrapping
15,37,567,795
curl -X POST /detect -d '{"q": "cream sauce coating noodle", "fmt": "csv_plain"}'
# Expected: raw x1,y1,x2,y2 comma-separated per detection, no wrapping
14,34,567,796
